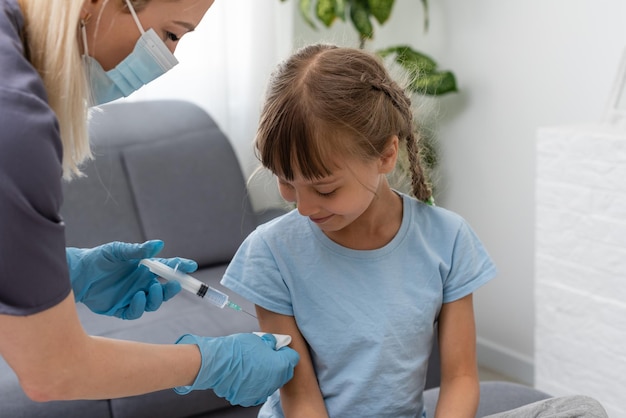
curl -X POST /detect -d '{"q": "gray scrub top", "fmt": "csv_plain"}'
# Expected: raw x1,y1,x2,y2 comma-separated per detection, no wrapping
0,0,71,315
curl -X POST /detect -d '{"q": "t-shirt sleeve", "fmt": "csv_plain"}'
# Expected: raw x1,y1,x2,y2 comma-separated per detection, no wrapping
0,88,71,315
441,221,497,303
0,3,71,315
221,229,294,316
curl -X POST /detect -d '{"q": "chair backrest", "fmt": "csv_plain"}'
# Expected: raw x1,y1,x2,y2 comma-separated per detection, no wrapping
61,100,257,267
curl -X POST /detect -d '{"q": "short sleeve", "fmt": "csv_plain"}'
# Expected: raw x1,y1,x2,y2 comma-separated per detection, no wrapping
442,221,497,303
221,230,294,316
0,2,71,315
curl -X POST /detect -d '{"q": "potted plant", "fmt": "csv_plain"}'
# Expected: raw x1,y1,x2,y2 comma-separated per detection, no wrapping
284,0,457,96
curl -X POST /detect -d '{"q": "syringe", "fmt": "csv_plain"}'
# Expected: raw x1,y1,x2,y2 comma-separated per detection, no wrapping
140,259,256,318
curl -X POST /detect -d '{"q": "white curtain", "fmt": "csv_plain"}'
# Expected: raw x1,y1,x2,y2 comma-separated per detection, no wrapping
124,0,293,185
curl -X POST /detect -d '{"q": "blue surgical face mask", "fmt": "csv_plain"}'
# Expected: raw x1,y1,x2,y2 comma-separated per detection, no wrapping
81,0,179,106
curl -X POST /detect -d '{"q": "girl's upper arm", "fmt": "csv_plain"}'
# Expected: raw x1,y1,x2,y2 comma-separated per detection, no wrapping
256,305,329,418
434,294,480,418
437,293,478,381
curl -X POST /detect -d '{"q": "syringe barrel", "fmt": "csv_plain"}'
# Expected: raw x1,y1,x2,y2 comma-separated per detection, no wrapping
204,286,229,309
173,274,229,309
140,259,203,295
170,274,228,309
139,259,229,309
176,274,204,296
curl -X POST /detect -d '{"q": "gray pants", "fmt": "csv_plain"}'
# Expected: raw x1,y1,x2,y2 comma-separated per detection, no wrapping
484,396,609,418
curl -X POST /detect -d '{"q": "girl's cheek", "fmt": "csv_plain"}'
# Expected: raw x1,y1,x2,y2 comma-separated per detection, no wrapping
278,185,296,203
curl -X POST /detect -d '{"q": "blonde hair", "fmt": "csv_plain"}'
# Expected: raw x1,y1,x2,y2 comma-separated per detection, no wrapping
256,44,432,202
17,0,91,179
17,0,152,180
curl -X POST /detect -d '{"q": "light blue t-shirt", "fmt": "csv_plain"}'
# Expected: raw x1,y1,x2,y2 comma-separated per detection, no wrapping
221,193,496,418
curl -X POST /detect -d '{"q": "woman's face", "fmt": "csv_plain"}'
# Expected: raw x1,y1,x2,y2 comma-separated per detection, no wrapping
82,0,214,71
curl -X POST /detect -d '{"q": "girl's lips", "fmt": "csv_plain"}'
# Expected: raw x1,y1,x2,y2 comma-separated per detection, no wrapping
310,214,333,224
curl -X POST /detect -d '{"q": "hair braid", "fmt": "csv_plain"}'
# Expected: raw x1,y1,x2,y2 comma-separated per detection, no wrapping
368,78,433,202
405,131,433,202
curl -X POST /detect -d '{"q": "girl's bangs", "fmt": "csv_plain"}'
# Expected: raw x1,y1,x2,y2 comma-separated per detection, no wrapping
262,102,342,181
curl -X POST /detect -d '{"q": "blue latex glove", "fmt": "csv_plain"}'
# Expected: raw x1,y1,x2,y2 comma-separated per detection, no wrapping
66,240,197,319
174,333,300,406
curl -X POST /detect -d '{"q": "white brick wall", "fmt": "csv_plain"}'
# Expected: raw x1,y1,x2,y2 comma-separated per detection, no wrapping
535,125,626,417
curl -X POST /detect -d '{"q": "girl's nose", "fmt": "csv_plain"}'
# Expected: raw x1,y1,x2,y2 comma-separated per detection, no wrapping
295,193,318,217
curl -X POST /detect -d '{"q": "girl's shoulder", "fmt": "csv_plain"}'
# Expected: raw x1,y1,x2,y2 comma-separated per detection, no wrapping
253,209,311,240
402,193,467,229
239,209,317,258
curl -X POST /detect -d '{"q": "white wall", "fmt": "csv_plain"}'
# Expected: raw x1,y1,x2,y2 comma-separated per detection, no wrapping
535,125,626,417
435,0,626,383
293,0,626,383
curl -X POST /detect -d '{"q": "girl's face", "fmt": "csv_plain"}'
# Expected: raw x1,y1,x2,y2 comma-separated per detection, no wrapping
82,0,214,71
277,148,397,235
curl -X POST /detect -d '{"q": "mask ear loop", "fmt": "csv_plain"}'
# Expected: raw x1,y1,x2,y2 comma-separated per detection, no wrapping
80,16,90,57
80,14,96,106
124,0,146,35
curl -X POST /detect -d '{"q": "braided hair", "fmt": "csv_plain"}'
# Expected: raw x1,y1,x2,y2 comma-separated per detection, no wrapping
255,43,433,203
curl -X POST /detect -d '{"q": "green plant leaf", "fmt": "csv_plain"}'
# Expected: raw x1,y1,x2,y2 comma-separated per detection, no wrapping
350,0,374,39
411,71,457,96
316,0,337,26
368,0,394,25
299,0,317,28
377,45,457,96
335,0,347,20
378,45,437,74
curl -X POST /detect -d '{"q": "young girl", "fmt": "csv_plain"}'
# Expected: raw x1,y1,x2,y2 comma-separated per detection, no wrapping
221,44,607,418
220,43,493,417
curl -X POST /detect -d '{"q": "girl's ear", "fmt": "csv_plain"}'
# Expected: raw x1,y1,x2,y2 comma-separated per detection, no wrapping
378,135,399,174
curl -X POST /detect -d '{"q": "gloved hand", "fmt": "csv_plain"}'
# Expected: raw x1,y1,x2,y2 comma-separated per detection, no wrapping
66,240,197,319
174,333,300,406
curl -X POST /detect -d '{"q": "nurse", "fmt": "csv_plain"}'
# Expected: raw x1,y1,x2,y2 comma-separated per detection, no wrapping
0,0,298,407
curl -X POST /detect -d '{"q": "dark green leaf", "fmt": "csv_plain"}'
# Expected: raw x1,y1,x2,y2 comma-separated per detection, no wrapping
368,0,394,25
378,45,437,74
299,0,317,29
316,0,337,26
350,1,374,39
376,45,457,96
350,0,374,39
411,71,457,96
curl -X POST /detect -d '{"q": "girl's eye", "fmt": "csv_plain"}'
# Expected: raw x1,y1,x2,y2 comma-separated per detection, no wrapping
316,189,336,197
166,31,181,42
